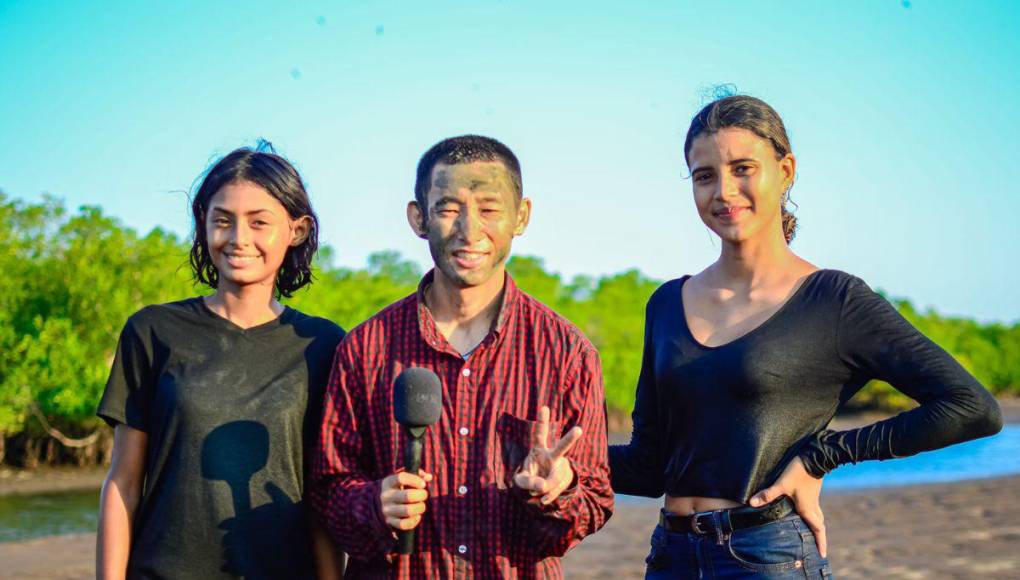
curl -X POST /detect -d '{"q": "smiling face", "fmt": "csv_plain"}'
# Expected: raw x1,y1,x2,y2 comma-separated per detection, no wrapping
205,180,309,293
407,160,531,289
688,127,795,245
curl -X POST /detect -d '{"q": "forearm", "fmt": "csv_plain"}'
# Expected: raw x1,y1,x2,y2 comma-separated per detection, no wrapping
96,475,140,580
309,511,345,580
801,383,1003,477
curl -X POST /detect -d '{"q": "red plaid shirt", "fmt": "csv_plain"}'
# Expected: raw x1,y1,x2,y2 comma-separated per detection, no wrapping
311,271,613,579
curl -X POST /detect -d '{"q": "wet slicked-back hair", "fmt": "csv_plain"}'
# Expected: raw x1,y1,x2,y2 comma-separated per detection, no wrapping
413,135,523,216
683,95,798,243
189,140,319,297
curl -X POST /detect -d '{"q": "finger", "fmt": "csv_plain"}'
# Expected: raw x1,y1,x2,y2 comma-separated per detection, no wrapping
541,475,571,505
390,488,429,504
514,472,550,493
748,486,779,508
799,507,827,558
393,471,428,489
418,470,434,482
386,514,422,531
383,501,427,518
533,406,551,449
550,426,582,460
541,459,575,503
815,521,828,559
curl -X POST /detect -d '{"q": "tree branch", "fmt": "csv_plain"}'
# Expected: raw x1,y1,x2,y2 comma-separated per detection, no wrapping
28,401,100,448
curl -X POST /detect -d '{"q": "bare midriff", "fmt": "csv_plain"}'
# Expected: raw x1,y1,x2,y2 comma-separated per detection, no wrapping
665,495,743,515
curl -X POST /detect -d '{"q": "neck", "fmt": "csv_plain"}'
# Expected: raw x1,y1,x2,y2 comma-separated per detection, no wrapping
204,282,282,329
427,267,506,328
713,227,796,288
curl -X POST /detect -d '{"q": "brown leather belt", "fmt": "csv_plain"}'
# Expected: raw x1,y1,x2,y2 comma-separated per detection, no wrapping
659,496,796,535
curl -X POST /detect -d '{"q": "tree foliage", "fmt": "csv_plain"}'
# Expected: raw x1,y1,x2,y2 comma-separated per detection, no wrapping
0,193,1016,463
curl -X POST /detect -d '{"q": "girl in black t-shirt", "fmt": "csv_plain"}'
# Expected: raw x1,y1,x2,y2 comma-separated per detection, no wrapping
96,143,344,579
609,95,1001,579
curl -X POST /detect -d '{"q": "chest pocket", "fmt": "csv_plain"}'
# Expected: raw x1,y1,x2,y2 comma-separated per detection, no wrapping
494,412,562,490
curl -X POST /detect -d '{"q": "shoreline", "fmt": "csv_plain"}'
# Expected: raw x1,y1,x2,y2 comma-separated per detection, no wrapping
0,466,107,497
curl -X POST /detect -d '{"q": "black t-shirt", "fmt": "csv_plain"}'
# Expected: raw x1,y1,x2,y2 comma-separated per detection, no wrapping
98,298,344,580
609,270,1002,502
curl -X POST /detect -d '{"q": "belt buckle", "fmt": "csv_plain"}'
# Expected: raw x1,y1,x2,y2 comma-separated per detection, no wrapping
690,510,713,535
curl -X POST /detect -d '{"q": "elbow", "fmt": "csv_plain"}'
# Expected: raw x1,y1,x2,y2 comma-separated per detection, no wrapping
958,387,1003,440
101,469,143,514
972,395,1003,438
608,445,665,498
609,472,664,499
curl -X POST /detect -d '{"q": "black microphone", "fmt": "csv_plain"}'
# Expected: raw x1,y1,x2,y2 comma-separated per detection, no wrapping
392,367,443,555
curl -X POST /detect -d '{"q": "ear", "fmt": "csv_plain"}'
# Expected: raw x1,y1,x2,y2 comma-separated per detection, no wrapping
779,153,796,192
289,216,312,246
407,201,428,239
513,197,532,236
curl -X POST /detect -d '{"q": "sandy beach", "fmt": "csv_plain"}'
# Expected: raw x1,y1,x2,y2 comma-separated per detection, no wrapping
3,400,1018,579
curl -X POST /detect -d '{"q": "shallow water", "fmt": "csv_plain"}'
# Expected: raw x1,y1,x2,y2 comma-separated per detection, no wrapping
0,488,99,543
1,426,1017,542
824,423,1020,491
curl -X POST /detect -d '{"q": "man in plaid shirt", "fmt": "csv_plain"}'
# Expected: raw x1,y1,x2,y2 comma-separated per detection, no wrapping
311,135,613,578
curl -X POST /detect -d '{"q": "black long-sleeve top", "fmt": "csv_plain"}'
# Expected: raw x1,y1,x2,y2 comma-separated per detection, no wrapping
609,270,1002,502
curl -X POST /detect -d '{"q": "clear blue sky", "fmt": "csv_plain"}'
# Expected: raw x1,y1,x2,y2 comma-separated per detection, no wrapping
2,1,1018,322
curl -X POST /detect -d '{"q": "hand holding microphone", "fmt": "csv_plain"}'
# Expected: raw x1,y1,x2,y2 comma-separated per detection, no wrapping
384,368,442,554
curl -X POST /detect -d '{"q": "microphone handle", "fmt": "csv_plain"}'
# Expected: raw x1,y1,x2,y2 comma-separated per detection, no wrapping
397,431,424,555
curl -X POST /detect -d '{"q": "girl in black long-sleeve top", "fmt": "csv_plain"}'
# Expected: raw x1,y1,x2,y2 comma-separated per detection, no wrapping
609,95,1002,579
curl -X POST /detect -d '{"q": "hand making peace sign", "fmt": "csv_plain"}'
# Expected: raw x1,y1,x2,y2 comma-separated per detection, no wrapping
512,406,583,505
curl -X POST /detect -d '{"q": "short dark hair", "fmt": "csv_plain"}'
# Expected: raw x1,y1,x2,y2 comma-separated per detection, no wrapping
413,135,523,215
683,95,798,243
189,140,319,297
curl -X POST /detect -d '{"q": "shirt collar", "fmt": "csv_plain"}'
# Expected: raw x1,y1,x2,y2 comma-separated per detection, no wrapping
415,269,520,351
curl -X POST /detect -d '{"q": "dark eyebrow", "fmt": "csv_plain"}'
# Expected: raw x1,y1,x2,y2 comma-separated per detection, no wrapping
469,179,495,190
431,195,461,208
209,206,277,216
727,158,757,166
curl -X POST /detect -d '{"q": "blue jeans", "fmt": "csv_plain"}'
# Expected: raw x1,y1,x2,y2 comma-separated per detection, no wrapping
645,511,833,579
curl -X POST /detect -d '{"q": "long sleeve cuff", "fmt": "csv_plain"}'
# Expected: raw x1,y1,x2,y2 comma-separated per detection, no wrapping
317,477,395,561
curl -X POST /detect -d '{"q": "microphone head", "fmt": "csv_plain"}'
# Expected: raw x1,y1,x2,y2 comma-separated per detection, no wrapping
393,367,443,428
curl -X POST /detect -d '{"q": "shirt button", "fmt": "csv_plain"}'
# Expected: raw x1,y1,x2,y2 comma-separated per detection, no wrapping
458,485,468,495
461,368,471,377
458,544,467,554
458,427,469,436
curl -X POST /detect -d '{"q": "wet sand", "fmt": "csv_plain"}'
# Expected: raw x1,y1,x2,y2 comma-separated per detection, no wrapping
563,475,1020,580
0,466,106,497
